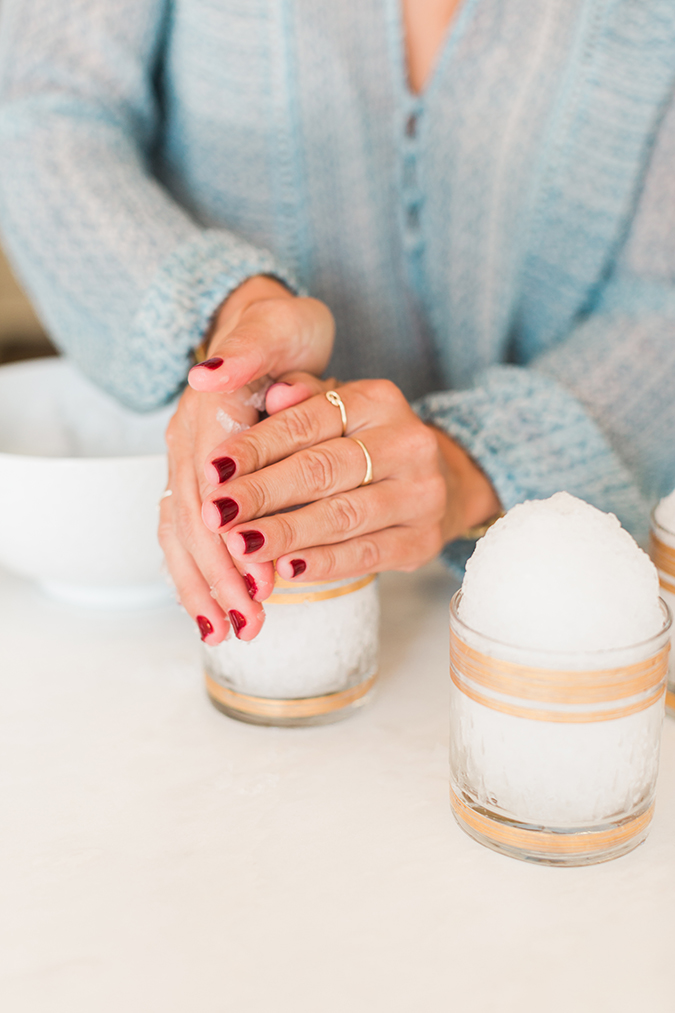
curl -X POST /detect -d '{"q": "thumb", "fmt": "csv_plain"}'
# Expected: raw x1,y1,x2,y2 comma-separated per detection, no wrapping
188,296,335,396
187,323,268,395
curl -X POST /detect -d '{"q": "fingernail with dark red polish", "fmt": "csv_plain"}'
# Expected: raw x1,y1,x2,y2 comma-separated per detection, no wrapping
241,530,265,554
197,615,214,641
229,610,247,638
194,356,223,370
212,456,236,483
243,573,258,599
214,497,239,527
290,559,306,577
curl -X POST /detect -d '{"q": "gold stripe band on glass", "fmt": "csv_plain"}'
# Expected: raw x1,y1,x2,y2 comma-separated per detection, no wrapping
205,671,377,719
650,532,675,575
450,788,654,856
268,573,376,604
450,668,665,723
449,629,669,707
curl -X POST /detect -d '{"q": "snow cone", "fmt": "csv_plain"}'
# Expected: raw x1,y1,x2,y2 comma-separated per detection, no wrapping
449,493,670,866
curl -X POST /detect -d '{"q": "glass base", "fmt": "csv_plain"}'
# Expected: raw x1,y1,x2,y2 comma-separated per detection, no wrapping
666,686,675,717
204,672,377,727
450,788,654,867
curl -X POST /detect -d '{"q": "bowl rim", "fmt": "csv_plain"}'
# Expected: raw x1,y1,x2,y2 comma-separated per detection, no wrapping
0,449,168,464
0,357,171,463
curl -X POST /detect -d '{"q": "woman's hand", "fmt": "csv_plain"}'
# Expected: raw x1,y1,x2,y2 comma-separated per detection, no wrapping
159,277,335,645
188,275,334,397
200,373,501,583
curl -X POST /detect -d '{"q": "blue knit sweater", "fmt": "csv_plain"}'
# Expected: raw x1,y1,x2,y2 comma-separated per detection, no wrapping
1,0,674,552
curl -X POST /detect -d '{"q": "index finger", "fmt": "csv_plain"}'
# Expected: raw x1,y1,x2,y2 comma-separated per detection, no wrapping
203,384,369,487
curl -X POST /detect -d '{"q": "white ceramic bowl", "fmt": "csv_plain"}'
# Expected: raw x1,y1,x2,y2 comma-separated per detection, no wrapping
0,357,177,607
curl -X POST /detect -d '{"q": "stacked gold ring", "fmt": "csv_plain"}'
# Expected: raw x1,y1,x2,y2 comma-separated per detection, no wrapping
325,389,374,488
349,437,374,487
325,390,347,435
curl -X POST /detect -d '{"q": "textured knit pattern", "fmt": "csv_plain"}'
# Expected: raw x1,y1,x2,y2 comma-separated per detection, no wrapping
1,0,675,549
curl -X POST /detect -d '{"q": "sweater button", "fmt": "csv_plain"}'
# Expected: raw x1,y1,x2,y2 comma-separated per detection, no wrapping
405,113,418,138
406,204,420,230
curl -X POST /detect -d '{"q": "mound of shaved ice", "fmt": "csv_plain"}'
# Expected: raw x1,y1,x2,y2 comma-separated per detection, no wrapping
459,492,663,652
654,488,675,535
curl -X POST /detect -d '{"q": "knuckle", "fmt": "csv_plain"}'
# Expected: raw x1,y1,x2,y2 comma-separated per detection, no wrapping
398,527,440,572
358,537,382,572
303,446,338,491
210,575,231,595
327,494,362,534
164,420,179,450
242,474,271,518
209,575,233,609
405,421,437,462
418,423,441,457
237,432,266,474
157,516,174,550
366,378,402,405
271,511,296,549
423,474,447,513
277,403,322,447
173,498,202,553
319,545,340,579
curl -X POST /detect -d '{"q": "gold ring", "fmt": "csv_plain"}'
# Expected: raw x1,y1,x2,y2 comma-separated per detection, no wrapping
349,437,373,486
325,390,347,435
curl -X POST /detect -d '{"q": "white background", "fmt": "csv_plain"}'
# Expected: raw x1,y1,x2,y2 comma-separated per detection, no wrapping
1,561,673,1012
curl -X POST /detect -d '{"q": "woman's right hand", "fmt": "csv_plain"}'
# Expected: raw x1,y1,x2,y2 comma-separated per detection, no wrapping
159,275,335,645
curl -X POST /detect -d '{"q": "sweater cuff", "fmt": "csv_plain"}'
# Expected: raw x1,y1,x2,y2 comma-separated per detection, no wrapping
111,229,300,411
414,364,650,549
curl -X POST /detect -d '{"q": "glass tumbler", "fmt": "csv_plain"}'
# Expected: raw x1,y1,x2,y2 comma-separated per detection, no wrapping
649,512,675,716
203,574,379,726
449,591,671,866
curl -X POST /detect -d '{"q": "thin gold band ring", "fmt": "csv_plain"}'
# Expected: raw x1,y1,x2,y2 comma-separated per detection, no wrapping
349,437,374,487
325,390,347,435
325,390,373,485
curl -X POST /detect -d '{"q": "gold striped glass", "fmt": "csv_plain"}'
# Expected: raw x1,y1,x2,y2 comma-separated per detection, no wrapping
649,512,675,716
449,591,671,866
203,574,379,726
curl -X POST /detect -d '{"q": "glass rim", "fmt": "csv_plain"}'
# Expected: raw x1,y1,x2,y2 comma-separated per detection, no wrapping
650,505,675,540
450,589,672,663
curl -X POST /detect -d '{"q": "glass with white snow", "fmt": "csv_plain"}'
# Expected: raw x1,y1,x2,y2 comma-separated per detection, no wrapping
202,574,379,726
449,493,671,866
649,490,675,716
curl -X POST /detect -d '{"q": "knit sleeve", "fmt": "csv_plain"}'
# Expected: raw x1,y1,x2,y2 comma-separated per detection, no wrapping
0,0,298,411
416,91,675,549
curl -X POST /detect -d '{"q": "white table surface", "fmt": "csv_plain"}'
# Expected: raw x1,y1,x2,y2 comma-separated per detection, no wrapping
1,560,674,1013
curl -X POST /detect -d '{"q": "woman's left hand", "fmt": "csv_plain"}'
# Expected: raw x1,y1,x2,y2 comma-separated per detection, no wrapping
199,374,500,582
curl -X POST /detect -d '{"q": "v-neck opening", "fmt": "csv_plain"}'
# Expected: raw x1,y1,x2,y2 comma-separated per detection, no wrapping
390,0,481,108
